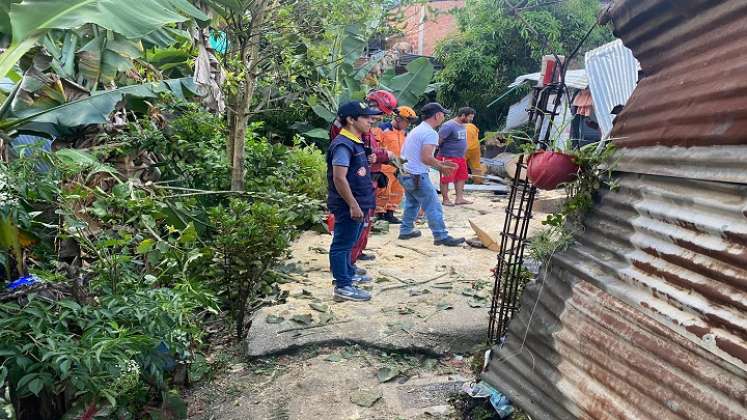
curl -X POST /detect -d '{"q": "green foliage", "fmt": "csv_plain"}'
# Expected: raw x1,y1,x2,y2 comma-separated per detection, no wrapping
285,142,327,202
208,198,296,338
529,142,617,262
133,105,230,192
2,78,199,134
0,0,207,83
243,134,325,226
0,288,213,414
435,0,614,130
305,27,437,135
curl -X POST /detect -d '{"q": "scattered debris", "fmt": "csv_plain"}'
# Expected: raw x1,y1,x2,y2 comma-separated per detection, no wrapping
461,381,515,419
290,314,313,325
318,313,333,324
325,353,343,363
371,219,390,234
378,270,413,285
308,302,328,313
293,289,315,299
350,389,382,408
468,220,501,252
408,288,431,297
265,315,285,324
276,319,352,334
308,246,328,254
380,272,448,293
376,366,400,383
397,243,433,256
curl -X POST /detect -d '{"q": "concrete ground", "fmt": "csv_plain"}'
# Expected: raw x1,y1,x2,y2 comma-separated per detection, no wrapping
187,189,561,419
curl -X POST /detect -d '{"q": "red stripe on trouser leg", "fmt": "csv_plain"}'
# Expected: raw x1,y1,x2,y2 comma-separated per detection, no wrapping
351,209,373,263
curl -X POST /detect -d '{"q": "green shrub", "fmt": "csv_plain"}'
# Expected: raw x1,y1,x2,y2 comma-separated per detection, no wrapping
244,136,325,226
208,198,296,339
0,288,216,418
129,105,230,192
285,140,326,202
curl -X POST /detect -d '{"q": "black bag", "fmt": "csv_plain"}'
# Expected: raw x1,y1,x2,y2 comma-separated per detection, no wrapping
372,172,388,189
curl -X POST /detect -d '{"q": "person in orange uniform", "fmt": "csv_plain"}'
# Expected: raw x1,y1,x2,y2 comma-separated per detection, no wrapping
375,106,417,224
464,121,484,184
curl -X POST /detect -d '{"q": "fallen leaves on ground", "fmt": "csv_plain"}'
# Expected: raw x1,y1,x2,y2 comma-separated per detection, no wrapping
350,389,383,408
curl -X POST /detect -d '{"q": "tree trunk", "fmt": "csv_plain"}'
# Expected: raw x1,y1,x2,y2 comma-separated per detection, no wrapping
227,0,269,192
236,280,247,339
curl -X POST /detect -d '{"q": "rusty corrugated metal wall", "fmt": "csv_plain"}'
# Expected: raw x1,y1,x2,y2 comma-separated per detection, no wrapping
482,1,747,418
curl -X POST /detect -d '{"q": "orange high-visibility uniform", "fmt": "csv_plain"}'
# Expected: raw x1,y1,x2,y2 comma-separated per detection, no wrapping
375,126,406,213
465,123,484,184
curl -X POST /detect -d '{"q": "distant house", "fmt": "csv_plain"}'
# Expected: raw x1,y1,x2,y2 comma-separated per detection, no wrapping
388,0,464,57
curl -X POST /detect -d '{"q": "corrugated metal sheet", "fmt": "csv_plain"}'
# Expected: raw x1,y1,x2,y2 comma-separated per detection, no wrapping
585,39,640,139
508,69,588,90
503,93,575,148
537,94,573,149
483,1,747,418
503,93,533,131
609,0,747,182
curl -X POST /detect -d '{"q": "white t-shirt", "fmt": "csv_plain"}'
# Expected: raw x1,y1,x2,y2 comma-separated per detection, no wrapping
402,122,438,175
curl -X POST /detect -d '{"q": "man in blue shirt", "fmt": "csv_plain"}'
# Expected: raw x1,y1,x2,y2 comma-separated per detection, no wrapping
438,107,475,206
327,101,383,302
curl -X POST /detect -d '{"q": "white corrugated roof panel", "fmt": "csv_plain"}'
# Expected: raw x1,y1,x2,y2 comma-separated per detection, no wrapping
508,69,588,90
585,39,641,139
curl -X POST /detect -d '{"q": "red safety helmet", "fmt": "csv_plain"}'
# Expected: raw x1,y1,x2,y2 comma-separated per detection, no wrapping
366,90,398,115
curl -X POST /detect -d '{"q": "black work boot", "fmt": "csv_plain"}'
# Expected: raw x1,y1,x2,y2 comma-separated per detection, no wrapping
434,236,466,247
384,211,402,224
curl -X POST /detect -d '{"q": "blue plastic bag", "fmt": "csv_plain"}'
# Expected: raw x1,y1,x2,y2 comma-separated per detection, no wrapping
6,275,40,290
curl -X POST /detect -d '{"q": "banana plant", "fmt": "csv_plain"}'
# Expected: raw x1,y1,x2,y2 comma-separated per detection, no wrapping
0,77,199,135
0,0,208,82
302,24,437,139
304,57,436,138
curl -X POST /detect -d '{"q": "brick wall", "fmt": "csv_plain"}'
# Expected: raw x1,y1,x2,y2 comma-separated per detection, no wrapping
390,0,465,57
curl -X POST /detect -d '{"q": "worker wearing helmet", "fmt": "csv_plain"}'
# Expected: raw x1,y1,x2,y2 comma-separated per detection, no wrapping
375,106,417,223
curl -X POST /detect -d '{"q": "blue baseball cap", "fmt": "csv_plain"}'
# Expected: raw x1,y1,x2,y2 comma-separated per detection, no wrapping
337,101,383,119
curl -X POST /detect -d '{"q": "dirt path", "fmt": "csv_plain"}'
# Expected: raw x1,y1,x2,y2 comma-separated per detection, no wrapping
187,190,561,419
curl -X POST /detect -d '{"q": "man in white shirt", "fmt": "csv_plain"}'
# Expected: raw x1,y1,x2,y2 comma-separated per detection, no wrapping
398,103,466,246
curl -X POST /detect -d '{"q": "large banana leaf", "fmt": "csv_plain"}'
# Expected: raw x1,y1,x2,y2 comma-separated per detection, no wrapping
0,0,208,82
42,31,79,80
78,32,143,88
340,24,366,66
1,77,198,130
380,57,435,107
0,0,16,36
145,46,192,78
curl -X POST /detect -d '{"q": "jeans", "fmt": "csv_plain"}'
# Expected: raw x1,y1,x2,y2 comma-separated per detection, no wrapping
398,173,449,240
329,212,364,288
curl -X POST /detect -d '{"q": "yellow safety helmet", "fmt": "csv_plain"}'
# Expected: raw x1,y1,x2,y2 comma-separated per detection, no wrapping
395,106,417,121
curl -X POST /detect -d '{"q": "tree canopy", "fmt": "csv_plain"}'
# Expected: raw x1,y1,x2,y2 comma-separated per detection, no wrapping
434,0,614,131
